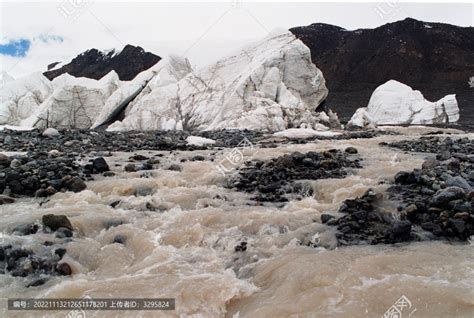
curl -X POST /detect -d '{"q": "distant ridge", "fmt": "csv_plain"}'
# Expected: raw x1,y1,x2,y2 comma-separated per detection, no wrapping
43,44,161,81
290,18,474,125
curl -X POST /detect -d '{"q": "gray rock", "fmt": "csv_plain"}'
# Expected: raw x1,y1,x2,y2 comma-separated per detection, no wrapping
168,164,182,171
431,186,466,207
446,176,472,192
124,163,137,172
422,159,439,170
9,159,22,169
3,135,13,144
134,186,154,197
345,147,358,154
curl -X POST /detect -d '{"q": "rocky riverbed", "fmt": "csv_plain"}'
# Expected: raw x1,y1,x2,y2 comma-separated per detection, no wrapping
0,126,473,317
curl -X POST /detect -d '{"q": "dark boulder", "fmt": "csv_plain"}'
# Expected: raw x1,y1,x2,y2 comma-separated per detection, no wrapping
42,214,73,232
0,154,11,167
64,176,86,193
0,195,15,205
92,157,110,173
389,221,412,242
56,263,72,276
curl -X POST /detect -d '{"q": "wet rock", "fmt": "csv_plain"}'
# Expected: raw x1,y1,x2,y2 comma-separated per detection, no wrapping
438,150,452,161
192,155,206,161
103,171,115,177
321,214,335,224
345,147,358,154
113,235,126,244
42,128,60,137
26,278,47,288
56,263,72,276
131,154,149,161
0,195,15,205
0,154,11,168
4,135,13,144
12,223,39,235
92,157,110,173
430,187,465,207
227,150,362,202
54,248,67,259
394,171,417,185
421,222,443,236
134,186,154,197
445,176,472,192
422,159,440,170
234,241,247,252
35,187,56,197
103,219,124,229
42,214,73,232
55,227,73,238
140,162,153,170
64,176,86,193
389,221,412,242
124,163,137,172
168,164,182,171
109,200,121,208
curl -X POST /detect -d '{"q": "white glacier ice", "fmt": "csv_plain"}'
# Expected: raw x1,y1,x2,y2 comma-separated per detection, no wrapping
273,128,342,138
186,136,217,146
349,80,459,128
0,72,53,125
3,32,331,132
22,71,121,129
92,55,191,129
346,108,377,130
1,71,15,84
107,31,328,132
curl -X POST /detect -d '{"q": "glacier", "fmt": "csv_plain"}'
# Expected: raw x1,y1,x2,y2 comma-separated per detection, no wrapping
106,30,328,132
22,71,121,129
348,80,459,128
0,72,53,125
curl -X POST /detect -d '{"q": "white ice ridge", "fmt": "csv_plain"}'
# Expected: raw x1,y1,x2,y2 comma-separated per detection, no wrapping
92,55,192,129
1,31,329,131
348,80,459,128
0,72,53,125
22,71,121,129
107,31,328,131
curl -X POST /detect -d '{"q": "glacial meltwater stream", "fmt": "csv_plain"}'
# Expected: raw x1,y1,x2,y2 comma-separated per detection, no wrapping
1,127,473,317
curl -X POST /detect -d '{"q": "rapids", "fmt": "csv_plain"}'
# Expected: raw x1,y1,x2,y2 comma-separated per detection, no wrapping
1,126,473,317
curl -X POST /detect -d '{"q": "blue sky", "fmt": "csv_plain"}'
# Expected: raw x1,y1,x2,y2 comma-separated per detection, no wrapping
0,35,64,58
0,39,31,57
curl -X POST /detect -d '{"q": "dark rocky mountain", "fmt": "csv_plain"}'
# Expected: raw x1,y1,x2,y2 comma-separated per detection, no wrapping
43,44,161,81
290,18,474,126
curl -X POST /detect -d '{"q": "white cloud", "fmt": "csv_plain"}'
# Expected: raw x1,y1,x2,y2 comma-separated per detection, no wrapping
1,1,472,78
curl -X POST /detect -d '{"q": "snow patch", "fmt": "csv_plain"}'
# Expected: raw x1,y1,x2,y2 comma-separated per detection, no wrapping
273,128,341,139
186,136,216,146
